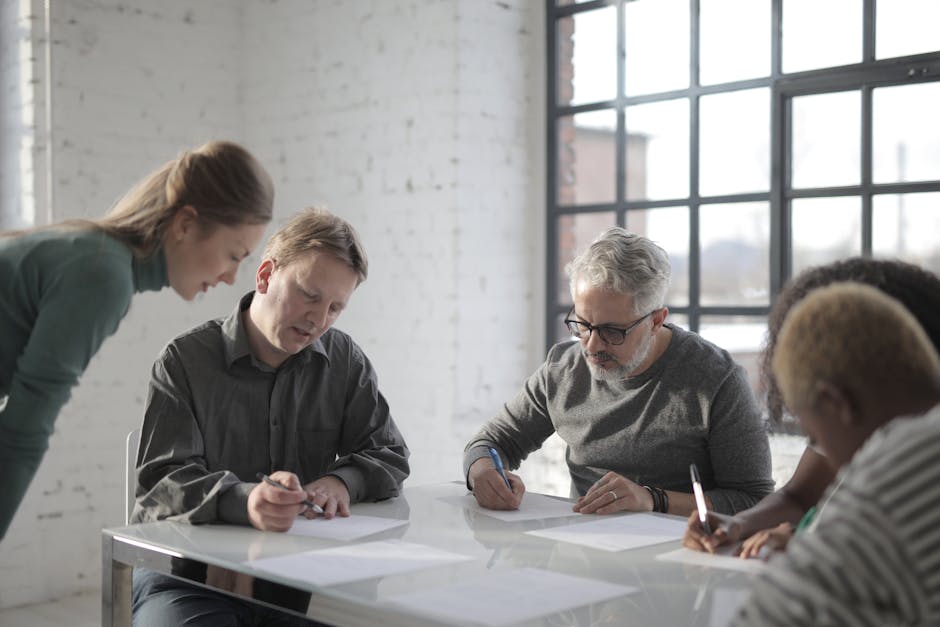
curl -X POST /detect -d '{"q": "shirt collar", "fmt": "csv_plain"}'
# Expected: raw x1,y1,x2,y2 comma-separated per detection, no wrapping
221,291,331,369
131,246,169,293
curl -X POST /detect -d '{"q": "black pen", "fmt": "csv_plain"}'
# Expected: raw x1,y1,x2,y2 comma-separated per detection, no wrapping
256,472,324,514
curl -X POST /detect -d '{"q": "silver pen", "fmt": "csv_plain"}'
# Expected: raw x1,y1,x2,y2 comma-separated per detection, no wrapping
256,472,324,514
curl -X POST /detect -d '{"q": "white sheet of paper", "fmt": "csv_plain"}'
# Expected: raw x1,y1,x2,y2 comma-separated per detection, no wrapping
285,514,408,541
247,539,473,587
656,547,767,574
525,513,687,551
439,492,581,522
388,567,637,626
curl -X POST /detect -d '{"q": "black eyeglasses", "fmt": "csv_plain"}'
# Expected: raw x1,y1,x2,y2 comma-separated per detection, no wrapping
564,308,656,346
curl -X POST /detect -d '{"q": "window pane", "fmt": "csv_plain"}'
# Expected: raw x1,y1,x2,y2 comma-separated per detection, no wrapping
873,83,940,184
700,202,770,306
624,0,689,96
625,207,690,307
700,88,770,197
666,313,689,331
698,315,768,396
557,110,617,205
782,0,862,74
876,0,940,59
791,91,860,189
791,197,860,275
553,312,576,346
873,192,940,275
556,211,616,305
700,0,770,86
625,99,689,201
557,7,617,107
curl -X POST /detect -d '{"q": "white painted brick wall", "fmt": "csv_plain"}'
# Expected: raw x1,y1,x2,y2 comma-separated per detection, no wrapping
0,0,35,229
0,0,546,609
0,0,250,609
241,0,546,488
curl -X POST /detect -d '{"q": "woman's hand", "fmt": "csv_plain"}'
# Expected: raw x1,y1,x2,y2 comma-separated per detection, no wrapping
682,510,743,553
738,522,794,560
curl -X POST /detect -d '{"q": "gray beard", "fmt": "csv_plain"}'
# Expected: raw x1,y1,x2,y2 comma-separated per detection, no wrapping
584,330,654,382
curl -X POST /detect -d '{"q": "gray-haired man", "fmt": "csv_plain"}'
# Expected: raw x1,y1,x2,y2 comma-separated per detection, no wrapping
463,228,773,517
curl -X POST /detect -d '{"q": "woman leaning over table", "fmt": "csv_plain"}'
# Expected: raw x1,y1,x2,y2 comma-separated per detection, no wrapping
0,140,274,539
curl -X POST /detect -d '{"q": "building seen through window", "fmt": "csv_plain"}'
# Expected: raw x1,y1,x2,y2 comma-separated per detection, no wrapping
548,0,940,414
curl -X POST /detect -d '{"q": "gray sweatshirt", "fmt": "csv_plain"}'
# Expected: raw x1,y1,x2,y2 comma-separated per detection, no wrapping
463,324,773,514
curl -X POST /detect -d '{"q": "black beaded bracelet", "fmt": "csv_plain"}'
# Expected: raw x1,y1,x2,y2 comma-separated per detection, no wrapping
643,485,669,513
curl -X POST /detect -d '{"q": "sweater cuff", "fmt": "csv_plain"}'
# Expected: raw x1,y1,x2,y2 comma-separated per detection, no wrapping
462,446,494,491
217,482,254,525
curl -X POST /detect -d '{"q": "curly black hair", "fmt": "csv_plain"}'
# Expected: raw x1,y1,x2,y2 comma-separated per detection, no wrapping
761,257,940,425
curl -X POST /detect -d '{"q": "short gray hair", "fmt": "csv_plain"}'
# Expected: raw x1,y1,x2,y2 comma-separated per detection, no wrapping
565,228,671,314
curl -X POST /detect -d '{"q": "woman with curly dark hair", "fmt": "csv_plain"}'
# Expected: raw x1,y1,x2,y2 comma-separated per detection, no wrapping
683,257,940,558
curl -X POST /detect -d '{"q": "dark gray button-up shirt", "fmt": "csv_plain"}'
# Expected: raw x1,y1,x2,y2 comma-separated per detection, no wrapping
132,292,410,525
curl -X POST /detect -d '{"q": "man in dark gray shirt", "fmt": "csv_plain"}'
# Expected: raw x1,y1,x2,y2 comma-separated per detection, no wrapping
464,228,772,517
132,208,409,626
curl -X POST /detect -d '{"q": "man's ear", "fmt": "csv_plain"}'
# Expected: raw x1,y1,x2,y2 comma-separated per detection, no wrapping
813,381,857,427
256,259,275,294
652,306,669,330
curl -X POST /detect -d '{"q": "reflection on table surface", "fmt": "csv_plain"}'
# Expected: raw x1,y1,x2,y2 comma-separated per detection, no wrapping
104,482,754,627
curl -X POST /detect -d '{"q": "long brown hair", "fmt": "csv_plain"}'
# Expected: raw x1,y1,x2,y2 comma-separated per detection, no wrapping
3,140,274,257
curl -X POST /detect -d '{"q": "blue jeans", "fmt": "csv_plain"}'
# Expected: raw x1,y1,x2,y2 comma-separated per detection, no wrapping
132,568,326,627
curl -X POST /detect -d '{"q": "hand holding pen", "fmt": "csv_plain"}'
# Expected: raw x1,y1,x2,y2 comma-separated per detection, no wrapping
247,471,323,532
467,447,524,510
682,464,744,555
257,472,325,514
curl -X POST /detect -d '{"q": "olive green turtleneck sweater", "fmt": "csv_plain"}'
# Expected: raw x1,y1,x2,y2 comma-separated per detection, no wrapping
0,228,168,539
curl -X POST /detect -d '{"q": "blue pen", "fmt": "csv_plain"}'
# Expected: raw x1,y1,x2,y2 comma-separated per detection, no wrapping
487,447,512,490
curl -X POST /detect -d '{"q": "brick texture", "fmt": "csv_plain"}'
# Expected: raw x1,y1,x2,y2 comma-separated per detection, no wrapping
0,0,545,609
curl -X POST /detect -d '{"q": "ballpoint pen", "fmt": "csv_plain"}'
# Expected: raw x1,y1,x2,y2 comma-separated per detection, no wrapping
256,472,325,514
487,447,513,490
689,463,712,535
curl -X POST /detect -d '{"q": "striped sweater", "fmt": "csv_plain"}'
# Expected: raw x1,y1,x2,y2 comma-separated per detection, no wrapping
734,403,940,626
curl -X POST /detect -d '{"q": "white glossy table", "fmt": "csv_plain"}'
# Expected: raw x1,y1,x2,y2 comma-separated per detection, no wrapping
102,482,753,626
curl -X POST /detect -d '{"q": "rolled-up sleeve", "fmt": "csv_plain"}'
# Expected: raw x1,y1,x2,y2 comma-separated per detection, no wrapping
132,344,249,525
329,344,409,503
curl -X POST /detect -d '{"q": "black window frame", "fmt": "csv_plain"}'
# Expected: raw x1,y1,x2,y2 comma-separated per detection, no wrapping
546,0,940,353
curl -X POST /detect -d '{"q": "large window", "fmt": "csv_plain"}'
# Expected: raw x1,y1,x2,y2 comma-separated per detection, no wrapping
0,0,40,230
547,0,940,404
